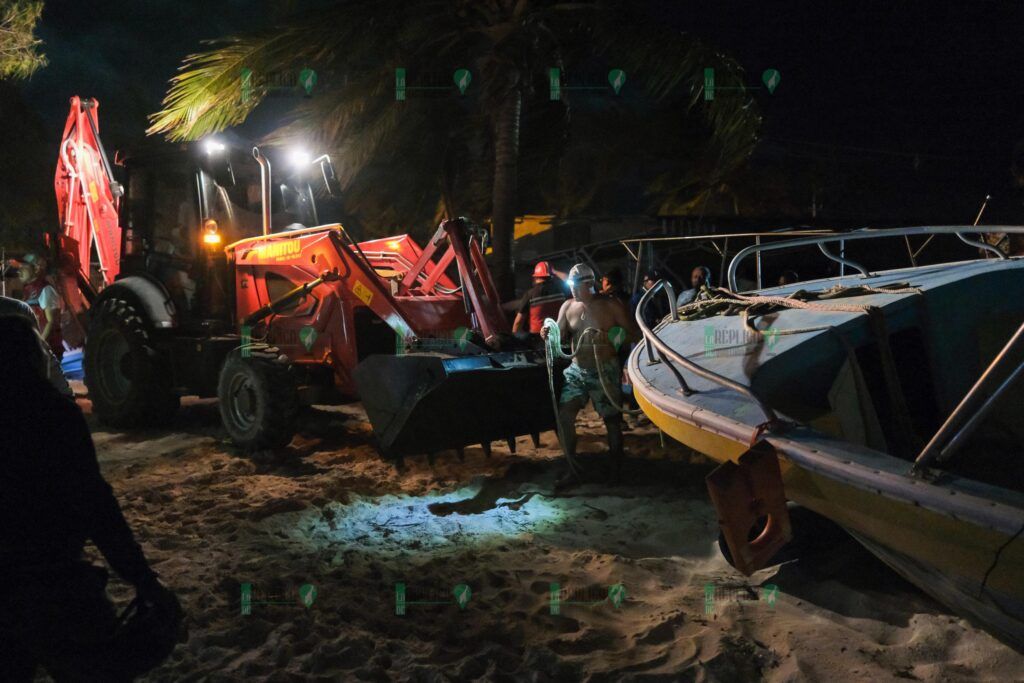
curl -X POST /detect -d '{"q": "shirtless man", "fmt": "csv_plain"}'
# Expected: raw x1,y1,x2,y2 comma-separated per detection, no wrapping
541,263,639,476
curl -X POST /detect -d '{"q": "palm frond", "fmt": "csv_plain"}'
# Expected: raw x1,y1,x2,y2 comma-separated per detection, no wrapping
0,0,46,80
147,30,322,140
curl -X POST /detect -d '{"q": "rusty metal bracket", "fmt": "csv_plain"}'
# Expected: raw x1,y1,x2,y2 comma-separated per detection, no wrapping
706,441,792,575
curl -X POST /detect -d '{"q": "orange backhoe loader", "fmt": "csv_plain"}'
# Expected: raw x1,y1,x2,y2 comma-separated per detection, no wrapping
53,96,554,460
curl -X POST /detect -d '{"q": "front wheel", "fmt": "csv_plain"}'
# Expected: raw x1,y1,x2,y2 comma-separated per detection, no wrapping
217,351,298,450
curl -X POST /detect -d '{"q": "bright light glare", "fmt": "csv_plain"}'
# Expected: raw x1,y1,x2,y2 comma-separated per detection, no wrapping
568,277,593,290
203,139,226,155
203,232,222,245
287,147,312,169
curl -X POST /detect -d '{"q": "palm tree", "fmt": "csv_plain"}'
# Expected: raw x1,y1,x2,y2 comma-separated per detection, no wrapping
0,0,46,80
149,0,759,298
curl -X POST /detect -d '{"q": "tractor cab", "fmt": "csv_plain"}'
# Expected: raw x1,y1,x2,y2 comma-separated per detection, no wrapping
114,140,340,330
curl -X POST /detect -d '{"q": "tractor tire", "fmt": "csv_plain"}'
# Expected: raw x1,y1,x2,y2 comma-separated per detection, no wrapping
84,296,179,427
217,351,298,450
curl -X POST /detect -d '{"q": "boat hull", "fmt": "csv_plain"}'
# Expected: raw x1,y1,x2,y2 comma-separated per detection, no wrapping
634,379,1024,650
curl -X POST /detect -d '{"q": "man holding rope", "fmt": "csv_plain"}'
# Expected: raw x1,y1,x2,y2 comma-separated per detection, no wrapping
541,264,639,482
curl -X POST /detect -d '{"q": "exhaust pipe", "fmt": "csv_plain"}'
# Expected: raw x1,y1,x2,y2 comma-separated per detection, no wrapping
252,146,272,236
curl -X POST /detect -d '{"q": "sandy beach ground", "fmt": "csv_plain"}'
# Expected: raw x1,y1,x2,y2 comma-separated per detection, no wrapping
60,386,1024,682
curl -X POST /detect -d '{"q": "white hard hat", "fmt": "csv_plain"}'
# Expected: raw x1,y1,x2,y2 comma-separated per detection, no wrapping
567,263,595,287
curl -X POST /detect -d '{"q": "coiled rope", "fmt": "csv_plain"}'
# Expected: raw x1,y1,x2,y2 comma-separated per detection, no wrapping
541,319,643,477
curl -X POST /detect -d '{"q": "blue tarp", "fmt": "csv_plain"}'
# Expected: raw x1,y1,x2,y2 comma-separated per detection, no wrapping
61,348,84,380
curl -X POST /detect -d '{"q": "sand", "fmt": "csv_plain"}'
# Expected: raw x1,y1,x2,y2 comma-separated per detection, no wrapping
56,384,1024,682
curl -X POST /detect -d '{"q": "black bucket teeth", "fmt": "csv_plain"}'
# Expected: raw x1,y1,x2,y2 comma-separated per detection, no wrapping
354,351,558,460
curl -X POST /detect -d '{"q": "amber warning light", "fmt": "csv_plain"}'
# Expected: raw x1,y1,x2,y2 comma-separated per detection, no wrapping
203,219,222,246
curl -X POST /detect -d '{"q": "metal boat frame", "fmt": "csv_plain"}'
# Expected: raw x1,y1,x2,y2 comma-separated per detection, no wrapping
635,225,1024,469
725,225,1024,291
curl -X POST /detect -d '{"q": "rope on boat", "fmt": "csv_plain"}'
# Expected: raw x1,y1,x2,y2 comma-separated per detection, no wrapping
667,281,924,453
674,283,923,342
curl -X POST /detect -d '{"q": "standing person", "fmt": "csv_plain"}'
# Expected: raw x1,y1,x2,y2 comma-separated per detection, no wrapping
676,265,712,307
512,260,568,334
600,267,636,421
16,252,64,360
0,315,183,682
631,269,672,328
599,267,630,307
541,264,639,480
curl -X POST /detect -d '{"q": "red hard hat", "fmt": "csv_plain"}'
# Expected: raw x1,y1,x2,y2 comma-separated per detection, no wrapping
532,261,552,278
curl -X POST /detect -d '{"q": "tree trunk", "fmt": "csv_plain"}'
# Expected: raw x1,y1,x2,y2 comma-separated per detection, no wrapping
490,89,521,301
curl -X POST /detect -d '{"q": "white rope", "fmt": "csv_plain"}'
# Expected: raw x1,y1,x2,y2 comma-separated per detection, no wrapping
541,319,645,476
542,318,581,476
678,283,924,346
543,321,642,414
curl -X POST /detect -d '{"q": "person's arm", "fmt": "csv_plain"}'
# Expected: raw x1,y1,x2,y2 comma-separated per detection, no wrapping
512,289,531,333
38,285,60,340
60,401,159,589
41,307,57,341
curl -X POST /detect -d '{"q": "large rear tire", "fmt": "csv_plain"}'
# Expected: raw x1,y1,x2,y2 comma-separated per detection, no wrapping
84,296,179,427
217,351,298,450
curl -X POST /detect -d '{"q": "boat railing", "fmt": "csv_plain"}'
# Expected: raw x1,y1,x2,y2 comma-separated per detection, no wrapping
726,225,1024,291
913,318,1024,475
635,280,778,425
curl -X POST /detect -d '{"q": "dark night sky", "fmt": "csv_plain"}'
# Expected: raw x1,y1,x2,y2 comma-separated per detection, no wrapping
8,0,1024,224
679,1,1024,222
21,0,297,139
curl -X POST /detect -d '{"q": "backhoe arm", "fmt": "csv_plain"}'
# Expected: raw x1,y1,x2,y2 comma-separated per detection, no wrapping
54,96,123,290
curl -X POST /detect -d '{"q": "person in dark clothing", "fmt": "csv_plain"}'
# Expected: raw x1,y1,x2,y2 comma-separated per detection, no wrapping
630,269,671,329
676,265,712,306
513,260,568,334
602,266,634,421
600,267,630,307
0,316,182,682
0,295,72,397
778,269,799,286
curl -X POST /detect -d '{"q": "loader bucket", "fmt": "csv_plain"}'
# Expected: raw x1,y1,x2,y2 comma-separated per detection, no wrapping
353,351,558,459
